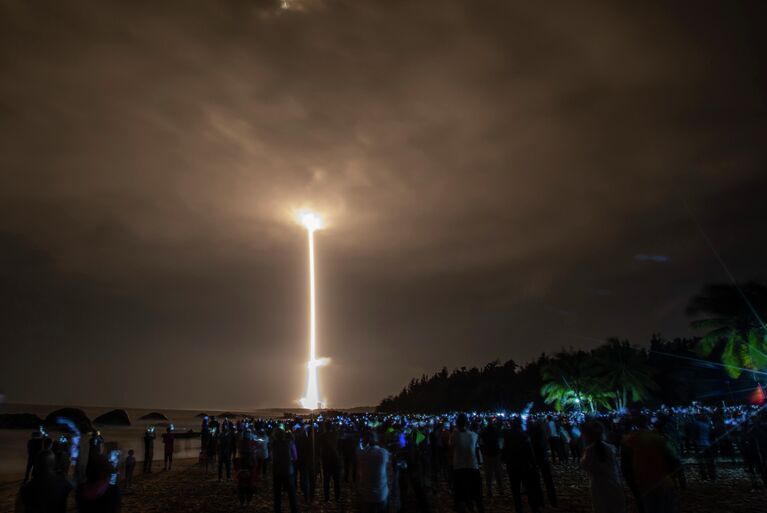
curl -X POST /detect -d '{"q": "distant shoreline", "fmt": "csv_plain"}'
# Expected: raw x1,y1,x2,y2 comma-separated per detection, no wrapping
0,403,376,419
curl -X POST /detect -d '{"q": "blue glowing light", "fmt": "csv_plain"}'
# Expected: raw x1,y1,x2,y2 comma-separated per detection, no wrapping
108,450,121,485
521,402,533,431
55,417,81,466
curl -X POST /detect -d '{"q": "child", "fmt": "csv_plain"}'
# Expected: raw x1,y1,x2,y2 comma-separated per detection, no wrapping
125,449,136,490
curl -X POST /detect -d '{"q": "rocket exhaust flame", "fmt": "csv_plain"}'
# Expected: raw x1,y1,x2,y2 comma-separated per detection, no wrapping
298,210,326,410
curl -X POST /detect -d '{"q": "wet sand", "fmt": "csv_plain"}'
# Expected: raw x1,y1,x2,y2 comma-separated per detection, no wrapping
2,457,764,513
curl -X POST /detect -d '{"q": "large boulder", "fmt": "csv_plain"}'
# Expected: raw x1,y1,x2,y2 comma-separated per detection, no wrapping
93,409,131,426
0,413,43,429
139,412,168,421
45,408,92,433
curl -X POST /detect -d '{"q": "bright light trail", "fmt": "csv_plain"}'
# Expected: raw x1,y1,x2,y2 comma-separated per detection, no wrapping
298,210,327,410
651,349,767,377
684,200,767,342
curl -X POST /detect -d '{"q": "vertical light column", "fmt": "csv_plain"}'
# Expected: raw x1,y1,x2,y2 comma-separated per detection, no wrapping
298,210,324,410
304,227,319,409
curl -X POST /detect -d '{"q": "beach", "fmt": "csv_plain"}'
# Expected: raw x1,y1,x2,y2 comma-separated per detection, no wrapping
2,454,765,513
0,403,305,478
2,404,765,513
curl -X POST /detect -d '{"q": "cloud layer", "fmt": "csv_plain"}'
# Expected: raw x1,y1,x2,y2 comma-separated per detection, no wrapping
1,0,766,409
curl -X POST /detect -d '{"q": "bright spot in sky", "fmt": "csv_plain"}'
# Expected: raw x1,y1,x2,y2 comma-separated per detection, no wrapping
298,210,324,232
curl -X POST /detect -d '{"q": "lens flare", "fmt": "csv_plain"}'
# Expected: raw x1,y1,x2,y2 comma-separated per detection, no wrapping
297,210,327,410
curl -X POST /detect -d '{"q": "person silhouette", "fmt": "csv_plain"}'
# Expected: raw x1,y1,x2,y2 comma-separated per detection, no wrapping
17,449,73,512
143,427,155,473
23,431,45,483
162,426,175,471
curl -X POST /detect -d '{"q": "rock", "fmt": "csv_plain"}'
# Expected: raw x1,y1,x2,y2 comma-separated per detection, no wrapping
93,408,131,426
174,429,197,439
0,413,43,429
45,408,92,432
139,412,169,421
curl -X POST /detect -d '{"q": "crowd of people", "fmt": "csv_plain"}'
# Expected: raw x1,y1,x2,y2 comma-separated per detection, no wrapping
14,403,767,513
17,425,175,513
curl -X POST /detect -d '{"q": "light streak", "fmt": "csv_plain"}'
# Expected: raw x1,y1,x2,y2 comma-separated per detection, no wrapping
297,210,327,410
520,401,533,431
108,450,121,485
697,385,765,399
684,201,767,337
56,417,81,470
651,349,767,377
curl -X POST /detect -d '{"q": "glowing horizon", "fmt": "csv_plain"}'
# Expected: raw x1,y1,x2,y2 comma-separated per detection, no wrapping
298,210,326,410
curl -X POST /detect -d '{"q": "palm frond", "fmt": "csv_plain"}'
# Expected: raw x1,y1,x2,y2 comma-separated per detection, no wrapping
690,318,730,331
722,334,742,379
696,333,721,357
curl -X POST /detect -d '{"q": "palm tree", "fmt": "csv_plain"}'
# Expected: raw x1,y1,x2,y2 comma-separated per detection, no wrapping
540,350,612,412
687,282,767,378
593,339,657,410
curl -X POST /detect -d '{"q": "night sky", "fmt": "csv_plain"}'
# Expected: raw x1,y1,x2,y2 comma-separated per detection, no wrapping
1,0,766,410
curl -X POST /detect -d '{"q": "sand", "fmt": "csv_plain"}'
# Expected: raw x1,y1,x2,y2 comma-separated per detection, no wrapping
2,456,765,513
1,404,764,512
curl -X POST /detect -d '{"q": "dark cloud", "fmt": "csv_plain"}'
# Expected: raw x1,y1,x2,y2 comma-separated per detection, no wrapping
1,0,766,409
634,254,669,263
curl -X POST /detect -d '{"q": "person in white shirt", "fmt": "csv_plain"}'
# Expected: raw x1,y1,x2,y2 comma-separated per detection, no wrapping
450,413,484,513
357,430,390,513
580,422,625,513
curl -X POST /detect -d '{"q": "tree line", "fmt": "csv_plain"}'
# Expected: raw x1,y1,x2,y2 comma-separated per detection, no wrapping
377,282,767,413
